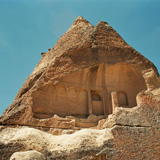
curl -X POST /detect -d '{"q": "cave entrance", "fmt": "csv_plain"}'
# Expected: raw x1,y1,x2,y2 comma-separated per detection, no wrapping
117,91,128,107
91,90,104,115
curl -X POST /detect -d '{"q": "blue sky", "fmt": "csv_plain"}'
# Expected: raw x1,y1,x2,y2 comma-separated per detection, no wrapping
0,0,160,115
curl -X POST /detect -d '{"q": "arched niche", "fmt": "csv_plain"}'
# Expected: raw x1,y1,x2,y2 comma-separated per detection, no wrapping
79,89,88,100
68,88,77,97
105,63,147,109
57,86,66,95
78,89,88,117
91,90,102,101
67,87,77,105
32,84,57,119
91,90,103,115
117,91,128,107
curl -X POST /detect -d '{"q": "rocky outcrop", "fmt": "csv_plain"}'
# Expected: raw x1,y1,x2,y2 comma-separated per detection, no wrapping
1,89,160,160
0,17,160,159
0,16,159,130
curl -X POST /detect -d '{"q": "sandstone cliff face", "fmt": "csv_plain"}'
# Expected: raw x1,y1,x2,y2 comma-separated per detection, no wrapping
0,16,160,160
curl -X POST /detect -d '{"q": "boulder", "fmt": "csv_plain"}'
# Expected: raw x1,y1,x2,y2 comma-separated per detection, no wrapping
10,150,45,160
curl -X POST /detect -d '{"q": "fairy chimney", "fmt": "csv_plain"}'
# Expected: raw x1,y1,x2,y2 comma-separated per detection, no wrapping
0,16,159,130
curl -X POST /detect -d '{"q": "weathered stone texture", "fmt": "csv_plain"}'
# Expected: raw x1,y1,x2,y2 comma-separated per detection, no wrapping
1,102,160,160
0,16,160,159
10,150,45,160
1,17,159,129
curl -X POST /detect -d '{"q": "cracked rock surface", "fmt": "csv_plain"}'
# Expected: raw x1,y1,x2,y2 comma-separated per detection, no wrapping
1,89,160,160
0,17,160,160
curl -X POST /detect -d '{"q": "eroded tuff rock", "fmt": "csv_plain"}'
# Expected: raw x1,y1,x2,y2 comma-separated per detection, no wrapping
10,150,45,160
1,100,160,160
0,16,160,159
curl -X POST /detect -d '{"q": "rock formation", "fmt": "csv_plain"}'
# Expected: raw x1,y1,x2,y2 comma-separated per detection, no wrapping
0,16,160,160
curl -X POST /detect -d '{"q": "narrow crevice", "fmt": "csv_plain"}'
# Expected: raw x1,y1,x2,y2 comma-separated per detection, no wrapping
112,124,152,128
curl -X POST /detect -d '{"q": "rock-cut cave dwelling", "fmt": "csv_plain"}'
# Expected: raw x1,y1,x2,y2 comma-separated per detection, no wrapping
1,16,157,131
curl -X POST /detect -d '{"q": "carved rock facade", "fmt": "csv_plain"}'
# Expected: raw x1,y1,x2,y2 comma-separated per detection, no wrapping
0,17,160,160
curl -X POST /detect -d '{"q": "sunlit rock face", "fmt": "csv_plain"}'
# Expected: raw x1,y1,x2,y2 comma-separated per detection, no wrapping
0,16,160,160
0,16,158,130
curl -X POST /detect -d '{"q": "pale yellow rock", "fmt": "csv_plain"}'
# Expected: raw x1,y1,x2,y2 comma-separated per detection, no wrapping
10,150,45,160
